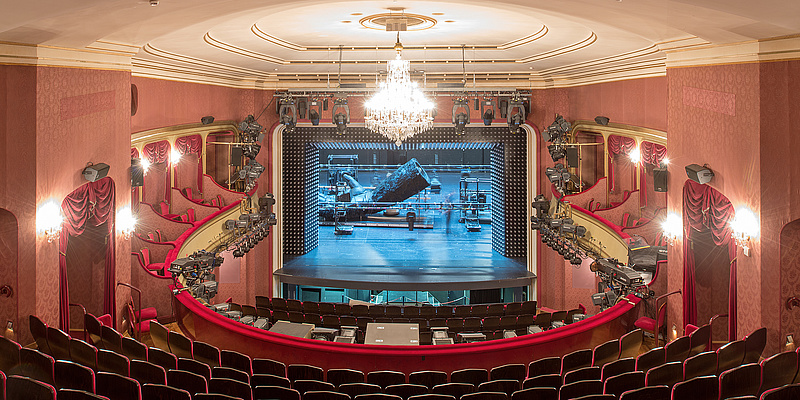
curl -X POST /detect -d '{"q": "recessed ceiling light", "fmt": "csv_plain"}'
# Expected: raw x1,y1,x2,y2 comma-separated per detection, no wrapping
432,12,444,15
341,20,352,23
445,20,455,23
351,12,363,16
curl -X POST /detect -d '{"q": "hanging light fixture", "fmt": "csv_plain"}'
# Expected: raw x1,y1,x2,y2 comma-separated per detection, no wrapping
365,33,434,146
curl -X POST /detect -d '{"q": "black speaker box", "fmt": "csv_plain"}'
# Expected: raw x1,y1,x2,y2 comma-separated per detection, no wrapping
653,167,668,192
231,146,243,167
131,159,144,187
566,146,579,168
685,163,714,184
83,163,110,182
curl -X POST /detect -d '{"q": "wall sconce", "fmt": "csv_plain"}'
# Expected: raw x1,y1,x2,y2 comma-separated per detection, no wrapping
629,146,642,165
170,149,182,164
116,206,137,240
140,158,151,174
730,206,758,256
36,200,64,243
661,212,682,246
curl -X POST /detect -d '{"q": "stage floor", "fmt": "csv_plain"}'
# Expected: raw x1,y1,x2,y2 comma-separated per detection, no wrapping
278,218,534,291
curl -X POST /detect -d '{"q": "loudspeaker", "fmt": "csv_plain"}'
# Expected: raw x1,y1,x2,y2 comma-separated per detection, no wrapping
83,163,110,182
566,146,579,168
131,159,144,187
594,116,610,126
685,163,714,184
653,167,668,192
201,116,215,125
230,146,243,167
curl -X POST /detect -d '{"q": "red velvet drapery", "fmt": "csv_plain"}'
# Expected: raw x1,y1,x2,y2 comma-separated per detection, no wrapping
606,135,636,192
682,179,737,339
143,141,171,204
59,177,116,332
174,135,203,194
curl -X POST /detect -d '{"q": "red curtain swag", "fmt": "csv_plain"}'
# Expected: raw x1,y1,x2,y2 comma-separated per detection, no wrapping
59,177,116,332
174,135,204,193
682,179,737,340
142,140,171,204
639,142,667,208
606,135,636,193
131,148,140,210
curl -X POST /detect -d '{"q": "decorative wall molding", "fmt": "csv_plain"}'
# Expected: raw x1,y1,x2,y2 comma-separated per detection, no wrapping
0,41,132,71
665,35,800,68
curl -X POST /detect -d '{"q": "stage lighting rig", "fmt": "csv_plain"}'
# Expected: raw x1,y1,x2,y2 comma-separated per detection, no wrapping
332,97,350,135
452,97,470,135
480,98,496,126
590,257,652,310
169,250,223,303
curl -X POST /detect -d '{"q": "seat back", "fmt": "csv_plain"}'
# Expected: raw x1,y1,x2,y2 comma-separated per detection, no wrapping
688,324,711,356
30,315,52,355
178,358,212,381
68,339,98,371
46,327,71,361
592,340,621,368
618,385,669,400
477,380,518,396
489,364,526,383
147,347,177,372
193,341,221,368
141,383,191,400
7,375,56,400
367,371,407,388
212,366,251,384
527,357,561,379
99,326,123,354
563,366,600,385
743,327,767,364
220,350,252,376
761,383,800,400
408,370,447,389
253,358,286,377
97,349,130,376
719,363,761,400
328,368,366,387
208,377,252,400
148,321,170,353
121,337,148,362
644,361,682,388
671,375,718,400
56,389,110,400
431,383,475,398
252,386,300,400
619,329,644,359
717,339,746,374
558,379,603,400
288,363,324,382
635,347,665,373
561,349,593,375
168,330,193,360
450,369,488,386
600,358,636,381
385,383,429,399
252,373,291,388
602,371,644,399
19,348,55,385
167,369,208,397
521,374,561,390
339,383,384,397
130,359,166,385
664,336,691,363
96,371,141,400
760,350,799,394
511,387,557,400
55,360,95,393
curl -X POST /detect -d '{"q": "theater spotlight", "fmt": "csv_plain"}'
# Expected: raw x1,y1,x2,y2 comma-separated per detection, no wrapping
278,96,297,128
480,98,496,126
309,109,320,126
452,97,470,135
548,144,566,162
507,93,526,134
332,98,350,135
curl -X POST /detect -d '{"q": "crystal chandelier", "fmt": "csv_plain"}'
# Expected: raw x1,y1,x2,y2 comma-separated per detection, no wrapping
365,34,434,146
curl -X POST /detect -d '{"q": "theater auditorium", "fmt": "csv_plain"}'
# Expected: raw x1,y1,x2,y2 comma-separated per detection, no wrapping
1,0,799,399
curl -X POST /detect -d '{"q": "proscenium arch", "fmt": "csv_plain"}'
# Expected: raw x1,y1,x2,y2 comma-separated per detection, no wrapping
270,123,538,298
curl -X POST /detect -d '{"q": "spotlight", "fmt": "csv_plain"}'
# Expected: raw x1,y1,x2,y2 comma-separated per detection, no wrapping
309,109,320,126
685,163,714,185
278,96,297,128
332,98,350,135
506,93,526,134
452,98,470,134
82,162,110,182
480,98,495,126
548,144,565,162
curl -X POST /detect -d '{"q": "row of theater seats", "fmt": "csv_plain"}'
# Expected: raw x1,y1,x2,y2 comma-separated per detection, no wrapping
252,298,551,320
5,313,789,400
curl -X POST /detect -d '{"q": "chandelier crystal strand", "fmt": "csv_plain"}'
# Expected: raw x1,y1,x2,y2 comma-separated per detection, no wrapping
365,37,434,146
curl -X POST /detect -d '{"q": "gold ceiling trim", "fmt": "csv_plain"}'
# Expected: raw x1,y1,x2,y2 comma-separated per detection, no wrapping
204,32,289,65
358,12,437,31
519,32,597,63
143,43,271,77
132,121,240,147
539,44,661,75
249,23,548,51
